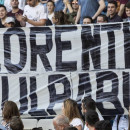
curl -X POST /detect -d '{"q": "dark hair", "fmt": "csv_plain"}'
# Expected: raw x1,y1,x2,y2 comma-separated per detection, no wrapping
108,1,117,8
64,126,78,130
95,120,112,130
82,97,96,111
97,14,108,22
125,1,130,9
0,4,6,10
54,11,70,25
83,16,93,23
47,0,55,7
85,110,99,127
10,116,24,130
2,101,20,122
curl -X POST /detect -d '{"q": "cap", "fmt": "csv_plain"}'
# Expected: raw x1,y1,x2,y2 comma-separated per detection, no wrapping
5,17,15,24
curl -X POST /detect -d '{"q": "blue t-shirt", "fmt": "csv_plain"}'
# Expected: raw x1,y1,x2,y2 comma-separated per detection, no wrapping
54,0,64,12
0,0,4,5
78,0,99,24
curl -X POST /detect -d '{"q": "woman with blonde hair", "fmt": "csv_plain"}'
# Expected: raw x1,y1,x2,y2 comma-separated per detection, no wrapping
1,101,20,129
62,98,83,130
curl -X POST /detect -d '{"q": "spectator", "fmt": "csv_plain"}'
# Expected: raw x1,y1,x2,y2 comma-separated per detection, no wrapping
4,16,15,27
107,1,123,22
1,101,20,130
64,126,78,130
0,5,7,28
85,110,99,130
83,16,93,24
112,115,129,130
7,0,23,27
47,0,55,24
95,120,112,130
62,98,83,130
53,114,69,130
124,1,130,21
97,14,108,23
10,116,24,130
75,0,106,24
52,11,69,25
16,0,47,27
63,0,79,24
81,97,104,130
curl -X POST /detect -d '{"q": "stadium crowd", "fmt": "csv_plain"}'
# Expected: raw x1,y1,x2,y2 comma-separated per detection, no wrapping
0,0,130,27
0,98,129,130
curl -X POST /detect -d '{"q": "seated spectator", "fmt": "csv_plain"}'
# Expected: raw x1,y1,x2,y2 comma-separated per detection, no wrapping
7,0,23,27
112,114,129,130
4,17,15,27
53,114,69,130
0,5,7,28
83,16,93,24
1,101,20,129
107,1,123,22
62,98,83,130
47,0,55,24
16,0,47,27
64,126,78,130
52,11,69,25
63,0,79,24
124,1,130,21
85,110,99,130
97,14,108,23
95,120,112,130
10,116,24,130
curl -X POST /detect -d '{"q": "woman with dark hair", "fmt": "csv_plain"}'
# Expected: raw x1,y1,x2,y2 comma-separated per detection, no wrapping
1,101,20,129
62,99,83,130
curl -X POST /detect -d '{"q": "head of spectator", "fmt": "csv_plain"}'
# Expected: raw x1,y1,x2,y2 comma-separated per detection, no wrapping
27,0,39,7
4,17,15,27
62,98,82,123
10,116,24,130
53,114,69,130
52,11,68,25
47,0,55,14
85,110,99,130
97,14,108,23
107,1,117,18
71,0,79,12
81,97,96,116
125,2,130,18
10,0,19,10
64,126,78,130
0,5,7,24
95,120,112,130
2,101,20,123
83,16,93,24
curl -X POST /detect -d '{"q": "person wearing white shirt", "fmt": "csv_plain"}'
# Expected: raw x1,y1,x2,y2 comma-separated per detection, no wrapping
15,0,47,27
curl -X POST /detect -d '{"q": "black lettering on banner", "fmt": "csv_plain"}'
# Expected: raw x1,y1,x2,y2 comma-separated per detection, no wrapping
4,28,27,74
30,27,53,71
47,74,71,115
123,22,130,68
19,77,28,115
96,71,124,115
76,73,92,103
1,76,9,109
101,23,121,69
123,72,130,111
55,26,77,71
81,25,101,70
29,77,48,116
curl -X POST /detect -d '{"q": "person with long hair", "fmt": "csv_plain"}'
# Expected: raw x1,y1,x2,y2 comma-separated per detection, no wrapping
1,101,20,129
62,98,83,130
